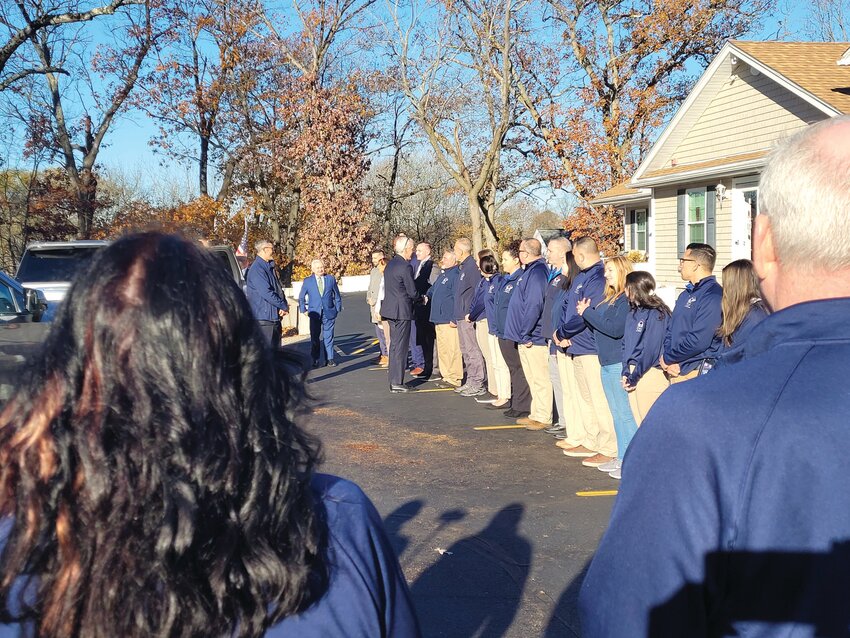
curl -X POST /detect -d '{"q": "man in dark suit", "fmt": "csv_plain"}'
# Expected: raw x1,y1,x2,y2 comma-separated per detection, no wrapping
412,242,436,378
298,259,343,367
381,236,419,392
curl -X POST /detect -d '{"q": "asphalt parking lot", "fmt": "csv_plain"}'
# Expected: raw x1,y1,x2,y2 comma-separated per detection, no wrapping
297,294,617,638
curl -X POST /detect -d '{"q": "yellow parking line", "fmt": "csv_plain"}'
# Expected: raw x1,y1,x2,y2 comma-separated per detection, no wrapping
351,345,376,355
576,490,618,497
473,425,526,430
367,367,386,371
414,387,455,393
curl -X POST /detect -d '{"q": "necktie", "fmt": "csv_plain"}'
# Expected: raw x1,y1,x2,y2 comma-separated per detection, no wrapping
318,276,325,295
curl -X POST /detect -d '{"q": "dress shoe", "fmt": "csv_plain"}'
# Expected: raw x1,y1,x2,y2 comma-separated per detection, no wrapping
487,401,510,410
582,453,613,468
503,408,530,419
312,359,320,368
378,355,389,367
410,367,425,376
523,420,551,431
390,384,415,393
327,360,337,367
562,445,596,458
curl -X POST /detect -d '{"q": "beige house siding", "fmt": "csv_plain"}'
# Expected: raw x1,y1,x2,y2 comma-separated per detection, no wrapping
653,183,735,291
670,63,825,167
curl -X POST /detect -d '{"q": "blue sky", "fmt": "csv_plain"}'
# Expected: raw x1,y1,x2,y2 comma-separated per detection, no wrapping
93,1,810,200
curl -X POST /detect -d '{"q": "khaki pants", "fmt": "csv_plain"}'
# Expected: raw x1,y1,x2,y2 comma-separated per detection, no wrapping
556,351,585,448
669,369,699,384
628,367,669,426
476,319,496,396
573,355,617,458
518,344,553,424
435,323,463,385
488,332,511,401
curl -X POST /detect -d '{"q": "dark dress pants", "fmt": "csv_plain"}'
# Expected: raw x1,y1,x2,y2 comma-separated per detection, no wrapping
258,320,281,348
309,312,336,363
498,337,532,412
388,318,412,386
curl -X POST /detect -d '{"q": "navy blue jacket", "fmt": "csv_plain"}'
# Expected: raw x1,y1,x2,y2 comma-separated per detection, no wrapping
504,259,549,345
555,261,606,356
580,294,629,366
246,257,289,322
453,255,481,321
542,270,569,353
491,269,522,338
717,302,771,368
0,475,421,638
481,274,503,325
467,276,487,321
622,306,669,386
663,275,723,374
426,266,459,324
298,274,343,319
579,298,850,638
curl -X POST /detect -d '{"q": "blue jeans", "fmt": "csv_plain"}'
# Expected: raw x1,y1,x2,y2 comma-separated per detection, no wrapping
600,364,639,459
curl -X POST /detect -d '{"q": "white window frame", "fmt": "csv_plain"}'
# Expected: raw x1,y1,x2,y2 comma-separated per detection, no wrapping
634,209,647,252
686,187,707,245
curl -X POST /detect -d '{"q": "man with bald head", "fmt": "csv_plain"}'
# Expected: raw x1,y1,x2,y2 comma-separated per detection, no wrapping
580,117,850,635
298,258,343,367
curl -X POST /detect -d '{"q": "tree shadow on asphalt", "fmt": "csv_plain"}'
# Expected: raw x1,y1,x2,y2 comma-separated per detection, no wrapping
407,504,532,638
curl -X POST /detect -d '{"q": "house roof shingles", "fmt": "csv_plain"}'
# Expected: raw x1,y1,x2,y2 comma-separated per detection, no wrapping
732,41,850,114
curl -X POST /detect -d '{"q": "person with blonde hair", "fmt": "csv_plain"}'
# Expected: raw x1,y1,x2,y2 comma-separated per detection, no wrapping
716,258,769,364
575,255,635,478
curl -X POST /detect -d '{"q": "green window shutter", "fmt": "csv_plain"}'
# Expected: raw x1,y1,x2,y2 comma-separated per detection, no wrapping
629,210,636,250
705,185,717,248
677,189,686,255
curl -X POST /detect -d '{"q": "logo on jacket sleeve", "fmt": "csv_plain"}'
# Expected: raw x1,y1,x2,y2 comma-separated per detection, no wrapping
685,296,697,309
636,320,645,333
442,277,449,285
505,284,514,293
460,273,465,280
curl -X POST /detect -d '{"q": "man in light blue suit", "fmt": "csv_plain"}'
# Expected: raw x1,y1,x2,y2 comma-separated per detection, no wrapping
299,258,343,367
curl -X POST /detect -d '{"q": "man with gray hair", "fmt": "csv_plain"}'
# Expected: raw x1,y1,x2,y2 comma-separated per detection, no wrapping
452,237,487,396
246,239,289,346
298,258,343,367
580,116,850,635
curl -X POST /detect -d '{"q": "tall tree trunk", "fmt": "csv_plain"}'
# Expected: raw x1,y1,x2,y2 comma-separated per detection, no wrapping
467,195,483,254
199,134,209,197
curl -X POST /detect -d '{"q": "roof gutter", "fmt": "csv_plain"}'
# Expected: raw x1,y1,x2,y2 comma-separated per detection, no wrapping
631,157,767,188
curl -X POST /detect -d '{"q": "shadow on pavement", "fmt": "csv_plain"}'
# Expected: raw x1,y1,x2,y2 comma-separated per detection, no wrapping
383,500,425,558
410,504,531,638
543,559,589,638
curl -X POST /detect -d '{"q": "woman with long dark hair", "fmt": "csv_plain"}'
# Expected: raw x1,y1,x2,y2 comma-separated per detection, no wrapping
0,233,419,638
621,271,671,428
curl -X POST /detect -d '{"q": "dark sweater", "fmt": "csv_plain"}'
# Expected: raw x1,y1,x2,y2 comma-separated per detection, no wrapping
580,294,629,366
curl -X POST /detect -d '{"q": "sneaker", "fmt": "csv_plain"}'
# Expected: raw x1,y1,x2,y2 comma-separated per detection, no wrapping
460,385,486,397
453,384,470,394
554,433,567,440
378,356,389,368
523,419,551,431
555,439,575,449
597,458,622,473
544,425,563,434
562,445,596,458
609,468,622,480
582,454,613,468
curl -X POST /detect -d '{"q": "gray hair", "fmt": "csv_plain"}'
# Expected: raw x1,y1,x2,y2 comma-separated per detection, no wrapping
254,239,272,252
394,236,412,253
760,116,850,271
547,237,571,252
455,237,472,253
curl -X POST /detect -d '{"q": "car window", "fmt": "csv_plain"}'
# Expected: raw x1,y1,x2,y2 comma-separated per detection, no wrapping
0,283,16,314
11,286,25,311
16,247,102,282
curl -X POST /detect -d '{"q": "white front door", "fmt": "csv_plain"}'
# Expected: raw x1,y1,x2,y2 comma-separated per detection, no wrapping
731,180,759,260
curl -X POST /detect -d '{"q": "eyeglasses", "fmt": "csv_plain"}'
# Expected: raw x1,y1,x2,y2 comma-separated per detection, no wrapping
518,250,528,255
678,258,696,264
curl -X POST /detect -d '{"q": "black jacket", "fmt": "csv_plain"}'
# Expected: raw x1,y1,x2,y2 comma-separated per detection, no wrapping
381,254,418,321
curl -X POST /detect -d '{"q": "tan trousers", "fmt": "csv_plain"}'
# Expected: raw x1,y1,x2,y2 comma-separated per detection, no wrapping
488,332,511,401
669,369,699,384
475,319,496,396
628,367,669,426
518,344,553,424
556,351,585,448
573,355,617,458
435,323,463,386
